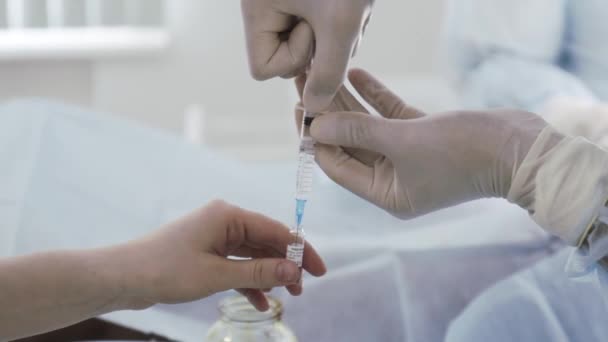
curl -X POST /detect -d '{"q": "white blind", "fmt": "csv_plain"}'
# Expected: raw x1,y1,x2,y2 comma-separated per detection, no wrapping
0,0,168,59
0,0,164,29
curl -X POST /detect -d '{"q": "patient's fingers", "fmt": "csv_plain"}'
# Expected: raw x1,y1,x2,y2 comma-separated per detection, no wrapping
287,283,302,296
236,288,269,311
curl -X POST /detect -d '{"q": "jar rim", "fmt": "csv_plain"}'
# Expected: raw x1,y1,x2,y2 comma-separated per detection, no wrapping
219,295,282,323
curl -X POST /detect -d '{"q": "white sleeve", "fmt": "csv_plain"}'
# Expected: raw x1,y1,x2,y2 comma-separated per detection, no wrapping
507,127,608,246
507,126,608,304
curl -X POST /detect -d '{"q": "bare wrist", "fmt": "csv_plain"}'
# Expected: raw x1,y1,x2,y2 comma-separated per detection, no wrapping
90,243,153,311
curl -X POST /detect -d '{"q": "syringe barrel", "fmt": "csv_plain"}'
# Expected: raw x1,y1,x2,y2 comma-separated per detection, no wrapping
296,111,317,200
296,150,314,200
289,111,317,267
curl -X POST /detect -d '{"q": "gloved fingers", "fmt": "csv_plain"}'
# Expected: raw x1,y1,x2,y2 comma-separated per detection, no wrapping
331,79,368,113
295,75,381,166
243,14,314,81
281,63,309,79
294,73,307,107
349,11,371,58
295,102,305,134
351,36,362,58
348,68,426,120
294,102,380,166
303,32,357,112
297,72,367,113
350,12,372,58
329,90,383,165
310,111,391,153
281,24,315,79
361,12,372,38
315,144,381,206
274,20,315,78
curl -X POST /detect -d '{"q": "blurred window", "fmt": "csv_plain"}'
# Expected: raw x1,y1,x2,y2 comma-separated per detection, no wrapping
0,0,169,59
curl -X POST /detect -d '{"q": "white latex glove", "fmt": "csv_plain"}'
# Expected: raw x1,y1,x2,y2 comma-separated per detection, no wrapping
294,69,608,246
539,96,608,149
241,0,374,112
295,69,549,219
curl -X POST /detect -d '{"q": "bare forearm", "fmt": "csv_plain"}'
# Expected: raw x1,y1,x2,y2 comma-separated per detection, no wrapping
0,201,324,340
0,247,128,340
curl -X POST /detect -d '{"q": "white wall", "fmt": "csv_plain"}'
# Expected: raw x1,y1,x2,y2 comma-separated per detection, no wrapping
0,60,91,105
92,0,296,151
353,0,446,75
0,0,456,159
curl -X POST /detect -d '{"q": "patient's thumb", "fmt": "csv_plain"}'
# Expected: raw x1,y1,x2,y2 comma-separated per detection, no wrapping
310,112,389,152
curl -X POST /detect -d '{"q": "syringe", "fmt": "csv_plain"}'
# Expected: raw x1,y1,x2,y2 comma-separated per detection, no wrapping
286,111,316,267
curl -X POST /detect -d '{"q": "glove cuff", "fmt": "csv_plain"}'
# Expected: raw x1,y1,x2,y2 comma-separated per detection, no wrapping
507,126,608,245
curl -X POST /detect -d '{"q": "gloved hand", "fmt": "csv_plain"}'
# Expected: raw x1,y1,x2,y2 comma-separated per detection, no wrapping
295,69,608,246
539,96,608,149
241,0,374,112
295,69,549,219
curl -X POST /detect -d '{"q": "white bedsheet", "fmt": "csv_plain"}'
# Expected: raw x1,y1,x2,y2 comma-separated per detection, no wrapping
0,100,560,341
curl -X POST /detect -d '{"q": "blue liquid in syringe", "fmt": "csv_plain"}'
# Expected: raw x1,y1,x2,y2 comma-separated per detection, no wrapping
296,198,307,227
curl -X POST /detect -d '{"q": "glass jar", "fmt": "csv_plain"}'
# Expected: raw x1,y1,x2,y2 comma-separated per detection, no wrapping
204,296,297,342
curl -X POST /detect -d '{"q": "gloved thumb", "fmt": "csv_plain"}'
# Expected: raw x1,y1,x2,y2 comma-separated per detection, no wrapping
311,112,390,153
215,258,301,291
303,34,356,112
349,68,426,120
